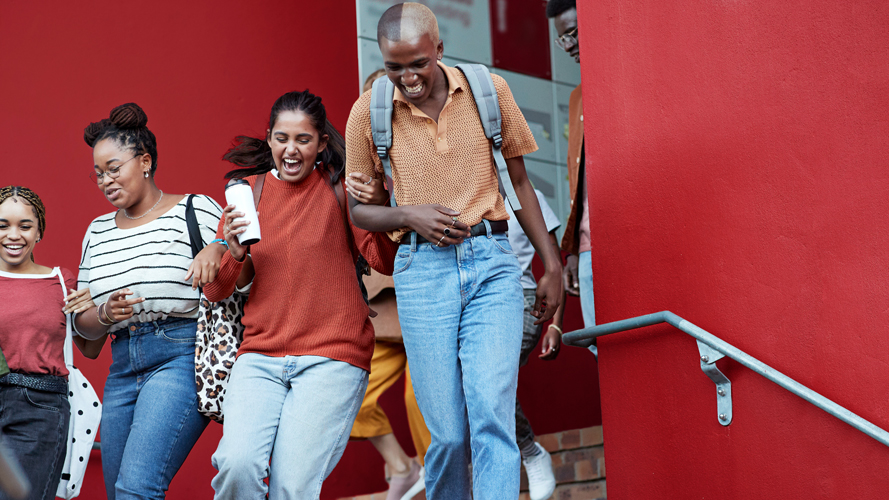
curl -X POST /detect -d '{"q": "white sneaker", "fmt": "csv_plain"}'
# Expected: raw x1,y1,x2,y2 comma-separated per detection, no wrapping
523,442,556,500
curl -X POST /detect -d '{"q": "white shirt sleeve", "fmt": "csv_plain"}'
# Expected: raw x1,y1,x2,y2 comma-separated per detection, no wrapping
535,189,561,234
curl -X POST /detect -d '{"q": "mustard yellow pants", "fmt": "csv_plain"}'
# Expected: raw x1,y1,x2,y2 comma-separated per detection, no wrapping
349,341,431,465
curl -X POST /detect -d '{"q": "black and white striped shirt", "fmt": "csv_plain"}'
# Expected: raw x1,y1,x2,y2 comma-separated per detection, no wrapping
77,195,223,333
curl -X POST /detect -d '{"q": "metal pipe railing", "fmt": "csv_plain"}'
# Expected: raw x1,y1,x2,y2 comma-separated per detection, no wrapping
562,311,889,448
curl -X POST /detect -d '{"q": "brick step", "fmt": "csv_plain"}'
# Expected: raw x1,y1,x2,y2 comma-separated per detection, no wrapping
521,425,606,500
339,426,605,500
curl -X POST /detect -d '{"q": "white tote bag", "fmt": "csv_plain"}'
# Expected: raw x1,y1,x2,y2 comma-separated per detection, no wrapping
53,269,102,499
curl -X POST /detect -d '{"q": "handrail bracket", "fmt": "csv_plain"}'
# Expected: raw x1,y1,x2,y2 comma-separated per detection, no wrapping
697,341,733,426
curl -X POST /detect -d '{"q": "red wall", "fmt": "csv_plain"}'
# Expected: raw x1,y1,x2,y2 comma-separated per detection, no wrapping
1,1,598,498
579,0,889,498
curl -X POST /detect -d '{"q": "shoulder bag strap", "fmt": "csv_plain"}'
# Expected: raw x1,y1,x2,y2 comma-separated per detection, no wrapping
55,268,74,369
370,77,398,207
455,63,522,211
184,195,203,258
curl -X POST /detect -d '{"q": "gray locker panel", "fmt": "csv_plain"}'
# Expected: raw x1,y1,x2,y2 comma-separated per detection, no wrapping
488,68,557,165
357,37,386,94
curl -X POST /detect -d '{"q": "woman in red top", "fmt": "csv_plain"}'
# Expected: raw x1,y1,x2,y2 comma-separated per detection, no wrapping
0,186,99,500
201,90,382,499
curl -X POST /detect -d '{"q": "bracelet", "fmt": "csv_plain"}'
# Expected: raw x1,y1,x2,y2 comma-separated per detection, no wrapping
211,238,228,247
96,303,113,326
548,324,563,335
101,302,116,324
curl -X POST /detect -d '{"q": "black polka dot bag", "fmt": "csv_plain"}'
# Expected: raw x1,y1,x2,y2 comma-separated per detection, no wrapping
54,269,102,499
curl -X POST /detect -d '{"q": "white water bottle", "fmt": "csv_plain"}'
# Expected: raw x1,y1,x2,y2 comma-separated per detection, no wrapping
224,179,261,246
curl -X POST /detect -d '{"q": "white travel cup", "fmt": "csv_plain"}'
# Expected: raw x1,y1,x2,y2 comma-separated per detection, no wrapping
224,179,261,246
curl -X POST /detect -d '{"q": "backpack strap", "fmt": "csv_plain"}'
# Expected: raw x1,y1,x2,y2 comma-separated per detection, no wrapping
319,168,371,304
370,76,398,207
252,173,266,208
455,63,522,211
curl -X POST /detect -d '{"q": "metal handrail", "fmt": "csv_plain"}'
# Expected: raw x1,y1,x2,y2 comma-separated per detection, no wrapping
562,311,889,448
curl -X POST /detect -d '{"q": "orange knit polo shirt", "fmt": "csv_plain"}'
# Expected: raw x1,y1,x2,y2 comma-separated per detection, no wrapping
204,169,374,371
345,62,538,242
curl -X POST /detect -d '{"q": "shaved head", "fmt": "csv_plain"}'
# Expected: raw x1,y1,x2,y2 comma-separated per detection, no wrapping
377,2,439,45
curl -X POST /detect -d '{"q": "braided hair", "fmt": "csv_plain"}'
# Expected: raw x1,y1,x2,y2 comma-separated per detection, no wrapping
0,186,47,262
223,90,346,183
83,103,159,174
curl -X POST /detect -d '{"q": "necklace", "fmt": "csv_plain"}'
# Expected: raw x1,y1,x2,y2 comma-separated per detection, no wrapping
123,191,164,220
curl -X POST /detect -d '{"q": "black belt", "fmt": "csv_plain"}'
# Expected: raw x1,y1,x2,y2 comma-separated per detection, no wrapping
0,372,68,394
403,220,509,245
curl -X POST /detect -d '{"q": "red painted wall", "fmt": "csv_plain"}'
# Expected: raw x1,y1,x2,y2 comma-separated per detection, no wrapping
578,0,889,498
1,1,598,498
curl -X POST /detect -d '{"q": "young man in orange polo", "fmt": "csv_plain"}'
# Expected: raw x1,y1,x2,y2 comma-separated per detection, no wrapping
344,3,562,499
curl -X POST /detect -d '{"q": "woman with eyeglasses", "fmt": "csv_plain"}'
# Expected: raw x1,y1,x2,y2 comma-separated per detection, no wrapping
73,103,223,500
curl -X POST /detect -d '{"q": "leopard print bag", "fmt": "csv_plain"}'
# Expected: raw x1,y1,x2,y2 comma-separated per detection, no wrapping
194,290,247,422
185,194,250,423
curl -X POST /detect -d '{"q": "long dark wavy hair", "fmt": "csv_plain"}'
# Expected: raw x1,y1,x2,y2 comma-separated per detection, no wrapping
83,103,159,174
223,90,346,182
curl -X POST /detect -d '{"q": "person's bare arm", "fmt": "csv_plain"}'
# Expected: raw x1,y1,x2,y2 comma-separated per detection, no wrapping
348,189,471,246
506,156,563,324
539,232,565,360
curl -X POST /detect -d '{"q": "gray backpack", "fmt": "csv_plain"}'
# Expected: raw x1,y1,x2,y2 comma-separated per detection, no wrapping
369,63,522,211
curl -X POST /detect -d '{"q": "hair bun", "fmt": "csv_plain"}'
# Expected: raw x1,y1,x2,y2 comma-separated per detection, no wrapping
83,119,110,147
109,103,148,129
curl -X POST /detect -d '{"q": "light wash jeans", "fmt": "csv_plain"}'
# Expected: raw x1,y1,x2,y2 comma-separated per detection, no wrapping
578,251,597,357
578,251,596,327
393,225,524,500
101,318,209,500
211,353,368,500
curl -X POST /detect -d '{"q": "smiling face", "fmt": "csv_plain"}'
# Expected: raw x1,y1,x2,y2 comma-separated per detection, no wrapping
93,138,152,209
267,110,329,184
0,197,41,271
379,34,445,106
554,8,580,64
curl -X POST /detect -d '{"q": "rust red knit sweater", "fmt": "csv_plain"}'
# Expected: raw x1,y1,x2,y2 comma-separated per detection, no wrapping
204,169,374,371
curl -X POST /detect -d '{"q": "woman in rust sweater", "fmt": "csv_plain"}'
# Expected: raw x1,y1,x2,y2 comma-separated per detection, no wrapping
202,90,384,499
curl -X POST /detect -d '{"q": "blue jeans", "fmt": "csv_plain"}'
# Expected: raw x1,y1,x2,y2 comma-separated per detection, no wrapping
578,251,597,357
211,353,368,500
101,318,209,500
0,383,69,500
393,226,524,500
578,251,595,328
